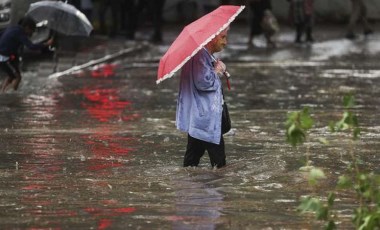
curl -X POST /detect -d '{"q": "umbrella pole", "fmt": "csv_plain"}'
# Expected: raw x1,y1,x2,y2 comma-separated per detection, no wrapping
226,78,231,90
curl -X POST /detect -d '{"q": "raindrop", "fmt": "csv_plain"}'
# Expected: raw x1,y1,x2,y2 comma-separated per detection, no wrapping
80,155,86,161
15,162,18,170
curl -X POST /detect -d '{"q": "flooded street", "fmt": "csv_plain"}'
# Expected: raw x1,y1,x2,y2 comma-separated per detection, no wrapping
1,25,380,229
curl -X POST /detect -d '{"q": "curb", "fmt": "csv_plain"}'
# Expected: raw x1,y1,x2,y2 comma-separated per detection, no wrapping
48,42,149,79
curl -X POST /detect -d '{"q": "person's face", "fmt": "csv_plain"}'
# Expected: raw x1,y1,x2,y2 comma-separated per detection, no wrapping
210,29,228,53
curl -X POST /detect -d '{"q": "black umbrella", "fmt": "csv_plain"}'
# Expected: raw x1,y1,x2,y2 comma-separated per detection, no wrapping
26,1,93,36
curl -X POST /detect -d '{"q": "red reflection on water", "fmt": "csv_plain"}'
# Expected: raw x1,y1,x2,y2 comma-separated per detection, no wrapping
98,219,112,230
85,206,136,229
91,64,116,78
87,162,124,171
75,88,131,122
86,134,133,156
113,207,136,213
74,88,131,122
84,133,134,171
85,206,136,216
22,184,46,191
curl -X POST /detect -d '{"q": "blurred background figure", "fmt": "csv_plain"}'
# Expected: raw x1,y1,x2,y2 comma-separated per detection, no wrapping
202,0,219,14
121,0,137,40
246,0,275,48
220,0,231,4
176,1,197,24
346,0,373,39
80,0,94,24
136,0,166,43
97,0,121,37
287,0,315,44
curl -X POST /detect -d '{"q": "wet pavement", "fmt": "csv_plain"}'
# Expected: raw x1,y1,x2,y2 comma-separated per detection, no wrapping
0,23,380,229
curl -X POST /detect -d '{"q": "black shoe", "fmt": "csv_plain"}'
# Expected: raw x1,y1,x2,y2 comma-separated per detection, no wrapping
345,32,356,40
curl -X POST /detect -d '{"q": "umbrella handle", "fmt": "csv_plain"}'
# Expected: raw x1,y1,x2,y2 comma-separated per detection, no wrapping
223,71,231,90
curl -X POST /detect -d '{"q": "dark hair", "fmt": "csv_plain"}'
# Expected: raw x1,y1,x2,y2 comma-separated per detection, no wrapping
19,17,36,31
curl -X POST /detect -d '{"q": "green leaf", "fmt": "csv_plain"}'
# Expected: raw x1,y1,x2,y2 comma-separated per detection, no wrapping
309,168,326,186
328,121,336,132
285,107,314,147
337,175,352,189
286,126,306,147
352,114,359,127
327,192,335,207
353,127,361,140
316,206,329,220
298,196,322,213
343,94,355,108
358,215,373,230
326,220,337,230
300,107,314,130
318,137,329,145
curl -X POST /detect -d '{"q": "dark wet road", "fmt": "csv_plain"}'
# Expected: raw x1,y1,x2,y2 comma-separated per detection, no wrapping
0,25,380,229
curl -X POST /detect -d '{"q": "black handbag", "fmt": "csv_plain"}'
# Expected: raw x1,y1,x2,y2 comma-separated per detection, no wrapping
222,102,231,134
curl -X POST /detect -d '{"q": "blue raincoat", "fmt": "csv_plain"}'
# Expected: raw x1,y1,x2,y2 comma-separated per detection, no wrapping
176,48,223,145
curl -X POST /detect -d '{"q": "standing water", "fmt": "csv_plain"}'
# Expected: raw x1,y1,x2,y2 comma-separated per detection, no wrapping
0,27,380,229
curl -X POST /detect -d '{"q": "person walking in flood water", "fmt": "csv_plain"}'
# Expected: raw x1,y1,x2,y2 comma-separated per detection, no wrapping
176,28,229,169
287,0,315,43
345,0,373,39
0,17,53,92
247,0,275,48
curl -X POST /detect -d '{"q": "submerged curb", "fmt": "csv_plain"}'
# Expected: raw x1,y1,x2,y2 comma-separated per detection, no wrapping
48,43,148,79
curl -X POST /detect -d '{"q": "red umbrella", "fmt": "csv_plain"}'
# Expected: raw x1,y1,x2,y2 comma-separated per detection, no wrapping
157,5,245,84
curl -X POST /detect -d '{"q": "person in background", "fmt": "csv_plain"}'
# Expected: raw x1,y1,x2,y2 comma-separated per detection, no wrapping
121,0,137,40
176,28,230,169
220,0,231,4
80,0,94,23
97,0,121,37
0,17,53,92
287,0,315,43
136,0,166,43
247,0,275,48
203,0,219,14
346,0,373,39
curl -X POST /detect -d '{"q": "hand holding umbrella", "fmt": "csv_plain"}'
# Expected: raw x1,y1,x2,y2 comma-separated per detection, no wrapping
214,59,231,90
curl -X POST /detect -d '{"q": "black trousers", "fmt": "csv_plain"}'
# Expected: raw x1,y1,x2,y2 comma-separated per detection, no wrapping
184,134,226,168
0,58,19,80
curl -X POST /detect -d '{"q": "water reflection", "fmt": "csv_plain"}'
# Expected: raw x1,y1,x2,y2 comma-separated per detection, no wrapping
172,170,224,230
1,29,380,229
73,68,138,172
75,87,131,122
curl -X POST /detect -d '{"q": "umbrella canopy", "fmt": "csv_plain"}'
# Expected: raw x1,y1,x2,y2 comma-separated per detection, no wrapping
157,5,245,84
26,1,93,36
